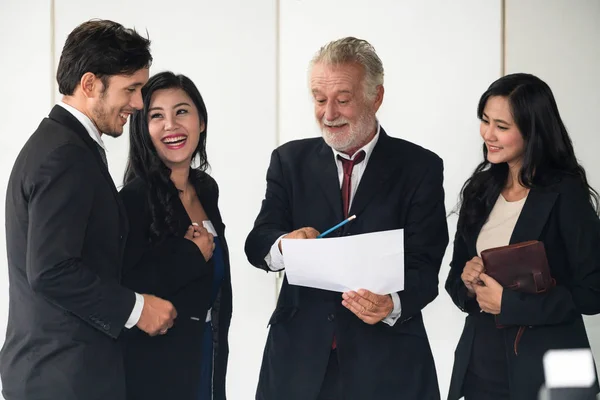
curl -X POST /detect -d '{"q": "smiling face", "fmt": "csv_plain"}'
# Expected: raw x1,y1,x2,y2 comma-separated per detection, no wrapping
480,95,526,168
88,68,149,137
310,62,382,155
147,87,204,169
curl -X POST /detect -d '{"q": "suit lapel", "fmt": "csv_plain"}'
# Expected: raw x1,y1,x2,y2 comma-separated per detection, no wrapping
189,173,231,278
195,174,223,232
309,141,344,221
48,106,129,242
509,188,558,244
467,219,488,257
48,106,114,183
349,129,396,218
194,175,231,276
176,172,225,236
465,187,558,254
466,187,501,256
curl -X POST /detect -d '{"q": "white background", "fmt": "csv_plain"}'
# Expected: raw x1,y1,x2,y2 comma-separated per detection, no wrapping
0,1,598,398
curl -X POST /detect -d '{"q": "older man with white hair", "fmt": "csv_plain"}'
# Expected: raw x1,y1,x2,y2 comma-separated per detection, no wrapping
246,37,449,400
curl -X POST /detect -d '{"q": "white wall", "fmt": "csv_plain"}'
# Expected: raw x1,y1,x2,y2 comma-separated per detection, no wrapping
506,0,600,379
0,0,53,370
0,1,598,399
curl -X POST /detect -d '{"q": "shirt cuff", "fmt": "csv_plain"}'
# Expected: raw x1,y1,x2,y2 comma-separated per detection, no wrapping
125,292,144,329
264,234,287,272
382,292,402,326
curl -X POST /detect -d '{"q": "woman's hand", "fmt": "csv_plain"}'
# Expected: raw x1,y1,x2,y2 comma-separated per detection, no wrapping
461,256,484,296
185,224,215,261
474,273,503,314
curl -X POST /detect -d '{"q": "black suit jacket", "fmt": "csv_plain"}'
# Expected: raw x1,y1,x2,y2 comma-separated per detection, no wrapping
245,129,449,400
0,105,135,400
446,173,600,400
119,171,232,400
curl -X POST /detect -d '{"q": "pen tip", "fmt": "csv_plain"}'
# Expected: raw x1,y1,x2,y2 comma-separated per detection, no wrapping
348,215,356,220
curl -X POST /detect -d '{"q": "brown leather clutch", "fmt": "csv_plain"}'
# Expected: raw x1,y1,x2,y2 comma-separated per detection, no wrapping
480,240,554,294
480,240,555,355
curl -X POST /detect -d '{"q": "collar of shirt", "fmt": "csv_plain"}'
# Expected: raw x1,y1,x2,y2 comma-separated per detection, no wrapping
57,101,107,152
331,122,381,165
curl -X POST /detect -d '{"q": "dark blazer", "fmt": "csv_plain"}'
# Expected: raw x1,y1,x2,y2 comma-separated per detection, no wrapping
119,171,232,400
245,129,449,400
0,105,135,400
446,173,600,400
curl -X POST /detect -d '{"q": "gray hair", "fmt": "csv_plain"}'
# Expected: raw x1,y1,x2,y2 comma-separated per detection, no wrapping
310,37,384,100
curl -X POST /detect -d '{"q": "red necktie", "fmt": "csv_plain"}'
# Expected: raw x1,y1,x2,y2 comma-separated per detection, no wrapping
338,150,366,218
332,151,365,349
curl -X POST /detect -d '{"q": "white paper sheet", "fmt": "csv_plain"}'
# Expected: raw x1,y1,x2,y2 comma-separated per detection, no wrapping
281,229,404,294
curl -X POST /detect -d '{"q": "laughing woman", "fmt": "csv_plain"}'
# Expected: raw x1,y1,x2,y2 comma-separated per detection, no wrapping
119,72,231,400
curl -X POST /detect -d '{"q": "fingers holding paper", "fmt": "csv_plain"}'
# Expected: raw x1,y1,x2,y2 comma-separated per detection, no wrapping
285,227,320,240
473,273,503,314
278,227,320,253
342,289,394,325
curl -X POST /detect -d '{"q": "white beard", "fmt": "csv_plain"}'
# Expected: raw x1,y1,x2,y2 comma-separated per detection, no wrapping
320,111,376,153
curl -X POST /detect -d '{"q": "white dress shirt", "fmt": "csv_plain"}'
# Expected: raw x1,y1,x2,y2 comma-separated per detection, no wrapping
264,123,402,326
57,102,144,329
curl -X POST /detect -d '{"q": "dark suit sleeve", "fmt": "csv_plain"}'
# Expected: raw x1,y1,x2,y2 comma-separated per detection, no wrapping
245,149,291,271
26,144,135,339
498,181,600,326
445,229,481,314
119,183,211,299
395,157,449,323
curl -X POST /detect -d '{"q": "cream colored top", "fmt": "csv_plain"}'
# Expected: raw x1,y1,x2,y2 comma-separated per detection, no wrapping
476,194,528,256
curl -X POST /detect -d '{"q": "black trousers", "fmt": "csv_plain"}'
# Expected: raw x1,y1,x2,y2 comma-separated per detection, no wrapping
463,387,510,400
463,371,510,400
317,350,342,400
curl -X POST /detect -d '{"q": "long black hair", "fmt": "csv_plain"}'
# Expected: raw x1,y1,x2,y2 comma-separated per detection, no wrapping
457,73,599,238
124,71,209,242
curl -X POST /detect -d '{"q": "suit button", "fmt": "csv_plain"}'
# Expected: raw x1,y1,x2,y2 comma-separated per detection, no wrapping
328,314,335,322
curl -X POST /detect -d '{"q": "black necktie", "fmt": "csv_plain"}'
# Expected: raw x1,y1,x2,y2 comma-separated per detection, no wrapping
96,143,108,168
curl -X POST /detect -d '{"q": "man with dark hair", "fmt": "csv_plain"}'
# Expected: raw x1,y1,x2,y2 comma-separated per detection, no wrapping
0,19,177,400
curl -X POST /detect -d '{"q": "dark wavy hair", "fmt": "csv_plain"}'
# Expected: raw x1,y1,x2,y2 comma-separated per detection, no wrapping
457,73,599,238
124,71,209,242
57,19,152,95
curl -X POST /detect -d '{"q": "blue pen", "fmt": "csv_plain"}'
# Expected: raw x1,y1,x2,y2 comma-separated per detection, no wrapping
317,215,357,238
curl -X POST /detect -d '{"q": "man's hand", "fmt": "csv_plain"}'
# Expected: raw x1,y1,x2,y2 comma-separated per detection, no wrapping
278,227,320,253
136,294,177,336
342,289,394,325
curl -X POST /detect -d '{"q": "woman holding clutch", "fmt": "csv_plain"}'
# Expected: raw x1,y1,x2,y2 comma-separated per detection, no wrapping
445,73,600,400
